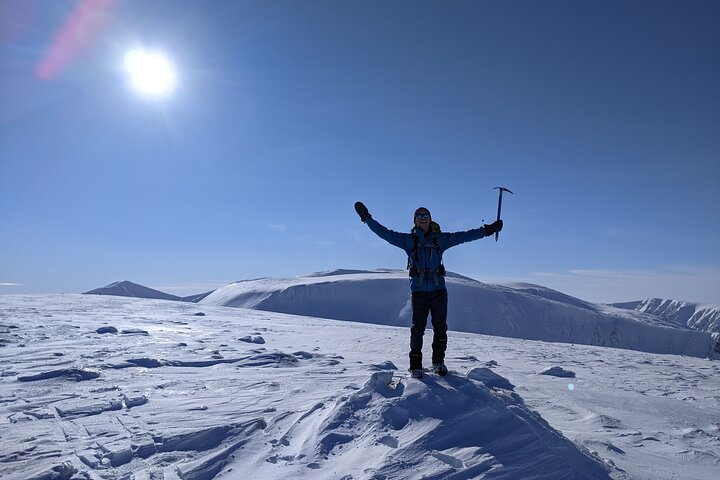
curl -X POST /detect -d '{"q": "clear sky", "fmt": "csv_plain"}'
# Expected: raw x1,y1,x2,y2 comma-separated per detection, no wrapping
1,0,719,304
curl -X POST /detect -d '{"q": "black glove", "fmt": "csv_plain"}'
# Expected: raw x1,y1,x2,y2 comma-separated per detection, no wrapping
354,202,372,222
483,219,503,236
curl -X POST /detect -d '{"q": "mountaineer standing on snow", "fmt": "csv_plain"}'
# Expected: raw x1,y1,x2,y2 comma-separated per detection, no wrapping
354,202,503,379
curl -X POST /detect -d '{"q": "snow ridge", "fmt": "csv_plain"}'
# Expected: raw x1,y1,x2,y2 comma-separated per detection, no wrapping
201,271,719,359
633,298,720,334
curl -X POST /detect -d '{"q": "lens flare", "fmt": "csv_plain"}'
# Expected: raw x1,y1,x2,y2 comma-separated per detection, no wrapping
36,0,118,80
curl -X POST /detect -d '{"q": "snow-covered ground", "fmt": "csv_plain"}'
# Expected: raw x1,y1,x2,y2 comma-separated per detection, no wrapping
1,294,718,480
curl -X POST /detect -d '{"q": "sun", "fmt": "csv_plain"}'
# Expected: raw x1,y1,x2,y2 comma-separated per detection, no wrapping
124,49,176,97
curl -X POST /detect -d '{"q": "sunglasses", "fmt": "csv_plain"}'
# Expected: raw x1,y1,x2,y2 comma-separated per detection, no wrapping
415,213,430,219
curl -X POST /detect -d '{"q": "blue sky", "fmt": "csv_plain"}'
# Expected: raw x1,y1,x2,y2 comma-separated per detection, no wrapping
1,0,719,303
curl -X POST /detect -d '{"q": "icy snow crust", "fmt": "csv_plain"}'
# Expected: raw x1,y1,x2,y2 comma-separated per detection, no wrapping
201,270,719,360
2,294,719,480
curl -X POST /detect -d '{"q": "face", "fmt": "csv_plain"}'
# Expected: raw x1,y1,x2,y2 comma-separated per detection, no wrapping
414,210,431,232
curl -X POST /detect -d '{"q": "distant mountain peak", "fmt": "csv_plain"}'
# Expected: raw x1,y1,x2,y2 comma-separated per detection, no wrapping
107,280,140,288
84,281,180,301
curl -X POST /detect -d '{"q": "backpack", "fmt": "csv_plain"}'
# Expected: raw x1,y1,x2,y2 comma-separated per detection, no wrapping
407,222,446,279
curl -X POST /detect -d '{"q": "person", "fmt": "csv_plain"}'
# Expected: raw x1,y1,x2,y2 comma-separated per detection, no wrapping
354,201,503,378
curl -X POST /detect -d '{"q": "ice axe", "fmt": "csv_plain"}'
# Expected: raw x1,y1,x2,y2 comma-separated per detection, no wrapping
493,186,513,242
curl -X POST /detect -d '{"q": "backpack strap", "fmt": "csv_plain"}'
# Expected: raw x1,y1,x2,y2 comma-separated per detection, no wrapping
407,231,419,275
432,236,446,277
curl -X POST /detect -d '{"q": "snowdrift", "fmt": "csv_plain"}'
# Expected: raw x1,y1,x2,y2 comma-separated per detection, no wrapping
201,270,719,359
251,370,612,480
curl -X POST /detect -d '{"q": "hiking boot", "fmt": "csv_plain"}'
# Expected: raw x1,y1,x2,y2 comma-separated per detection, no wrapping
410,369,424,379
432,363,448,376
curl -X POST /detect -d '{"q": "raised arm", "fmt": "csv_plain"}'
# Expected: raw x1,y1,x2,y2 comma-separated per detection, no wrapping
441,220,503,250
355,202,411,251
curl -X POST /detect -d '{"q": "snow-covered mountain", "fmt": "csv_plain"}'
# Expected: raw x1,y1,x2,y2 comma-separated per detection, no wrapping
200,270,720,360
2,294,719,480
84,281,181,301
614,298,720,335
84,281,214,303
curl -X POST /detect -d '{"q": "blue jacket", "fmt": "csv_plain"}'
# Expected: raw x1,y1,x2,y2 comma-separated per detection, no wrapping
365,218,490,292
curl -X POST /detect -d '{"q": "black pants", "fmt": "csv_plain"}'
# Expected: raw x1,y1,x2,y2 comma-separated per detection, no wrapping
409,289,448,370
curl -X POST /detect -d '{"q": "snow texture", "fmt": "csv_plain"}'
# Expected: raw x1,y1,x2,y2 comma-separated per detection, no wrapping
1,293,718,480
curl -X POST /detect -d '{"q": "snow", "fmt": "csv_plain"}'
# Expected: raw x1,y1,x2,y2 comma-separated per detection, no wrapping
85,280,181,301
199,270,719,359
84,281,215,303
628,298,720,334
1,293,719,480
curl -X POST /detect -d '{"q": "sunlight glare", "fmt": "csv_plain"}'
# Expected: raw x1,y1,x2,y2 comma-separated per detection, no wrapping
124,49,176,97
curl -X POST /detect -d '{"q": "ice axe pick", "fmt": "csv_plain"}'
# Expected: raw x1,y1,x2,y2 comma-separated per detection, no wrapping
493,186,513,242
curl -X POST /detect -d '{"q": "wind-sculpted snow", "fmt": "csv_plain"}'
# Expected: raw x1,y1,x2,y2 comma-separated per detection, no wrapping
201,270,719,359
17,367,100,382
254,370,611,479
1,295,719,480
